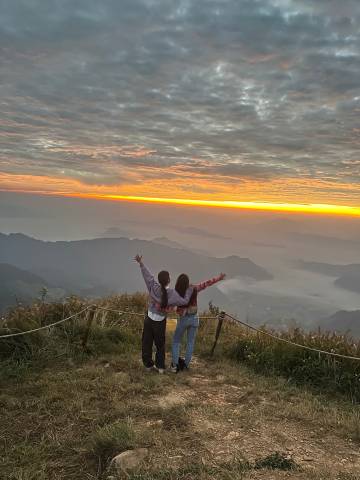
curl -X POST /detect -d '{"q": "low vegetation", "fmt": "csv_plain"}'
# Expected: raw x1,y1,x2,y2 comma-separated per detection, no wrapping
1,294,360,479
90,419,136,470
0,294,145,364
225,324,360,403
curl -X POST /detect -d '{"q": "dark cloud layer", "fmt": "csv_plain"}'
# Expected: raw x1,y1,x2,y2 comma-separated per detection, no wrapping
0,0,360,201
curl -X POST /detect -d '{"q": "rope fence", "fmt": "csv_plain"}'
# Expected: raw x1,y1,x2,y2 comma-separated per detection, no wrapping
94,305,218,321
224,312,360,362
1,305,360,362
95,306,140,316
0,306,91,339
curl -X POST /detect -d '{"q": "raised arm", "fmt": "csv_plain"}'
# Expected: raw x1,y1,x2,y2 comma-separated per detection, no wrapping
195,273,226,293
134,254,155,292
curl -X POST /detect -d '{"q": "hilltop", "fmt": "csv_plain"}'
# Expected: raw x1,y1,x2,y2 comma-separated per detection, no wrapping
1,295,360,479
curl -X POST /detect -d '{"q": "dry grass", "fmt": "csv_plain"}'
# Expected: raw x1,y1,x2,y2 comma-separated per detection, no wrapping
1,297,360,479
1,346,360,480
225,323,360,402
90,419,135,471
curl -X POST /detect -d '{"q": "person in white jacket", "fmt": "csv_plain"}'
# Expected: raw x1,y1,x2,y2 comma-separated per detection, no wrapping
135,254,193,373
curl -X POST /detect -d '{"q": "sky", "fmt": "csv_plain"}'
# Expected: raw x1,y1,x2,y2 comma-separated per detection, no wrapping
1,0,360,214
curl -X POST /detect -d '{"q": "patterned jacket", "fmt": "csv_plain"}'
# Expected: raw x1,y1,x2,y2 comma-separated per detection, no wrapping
177,274,224,317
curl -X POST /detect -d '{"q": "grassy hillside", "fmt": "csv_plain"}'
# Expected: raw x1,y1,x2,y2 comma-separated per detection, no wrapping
1,295,360,479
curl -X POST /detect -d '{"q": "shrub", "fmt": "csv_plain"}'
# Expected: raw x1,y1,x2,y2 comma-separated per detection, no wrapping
0,295,142,363
87,325,137,354
227,326,360,403
0,298,89,359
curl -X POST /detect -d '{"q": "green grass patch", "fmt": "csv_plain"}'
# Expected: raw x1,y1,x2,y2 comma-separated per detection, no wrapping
90,419,135,469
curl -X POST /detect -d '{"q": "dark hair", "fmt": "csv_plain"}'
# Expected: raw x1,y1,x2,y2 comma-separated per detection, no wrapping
188,287,198,306
158,270,170,308
175,273,190,298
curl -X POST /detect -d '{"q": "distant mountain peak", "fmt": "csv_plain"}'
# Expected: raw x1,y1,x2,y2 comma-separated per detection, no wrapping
152,236,186,250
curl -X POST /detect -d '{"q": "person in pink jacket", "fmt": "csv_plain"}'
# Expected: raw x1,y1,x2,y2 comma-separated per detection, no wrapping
171,272,226,372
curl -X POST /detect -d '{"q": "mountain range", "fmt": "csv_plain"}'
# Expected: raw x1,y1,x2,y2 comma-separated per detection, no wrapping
297,260,360,294
319,310,360,336
0,233,272,311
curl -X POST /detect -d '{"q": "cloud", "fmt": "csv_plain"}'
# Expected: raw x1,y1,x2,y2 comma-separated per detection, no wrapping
0,0,360,205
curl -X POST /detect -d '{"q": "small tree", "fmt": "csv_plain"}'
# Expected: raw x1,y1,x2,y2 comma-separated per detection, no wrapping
39,286,48,303
208,301,220,317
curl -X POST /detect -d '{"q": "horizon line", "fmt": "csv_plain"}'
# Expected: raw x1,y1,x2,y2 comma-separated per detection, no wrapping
2,189,360,217
78,194,360,216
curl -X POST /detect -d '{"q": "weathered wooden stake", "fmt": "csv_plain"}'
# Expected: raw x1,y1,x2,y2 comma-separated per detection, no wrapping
82,307,96,349
210,311,226,356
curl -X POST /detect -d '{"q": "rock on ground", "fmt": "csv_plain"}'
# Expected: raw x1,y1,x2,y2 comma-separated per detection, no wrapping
112,448,149,474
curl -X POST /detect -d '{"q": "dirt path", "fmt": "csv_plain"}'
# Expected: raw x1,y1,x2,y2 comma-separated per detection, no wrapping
148,357,360,479
2,351,359,480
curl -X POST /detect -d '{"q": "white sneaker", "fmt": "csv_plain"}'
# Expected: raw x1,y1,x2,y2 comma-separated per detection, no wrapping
145,366,155,372
170,363,178,373
156,368,165,374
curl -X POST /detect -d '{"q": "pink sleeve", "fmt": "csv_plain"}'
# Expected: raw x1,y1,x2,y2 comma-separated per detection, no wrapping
195,274,223,293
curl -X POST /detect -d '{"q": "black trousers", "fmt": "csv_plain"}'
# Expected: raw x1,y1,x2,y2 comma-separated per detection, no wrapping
142,314,167,369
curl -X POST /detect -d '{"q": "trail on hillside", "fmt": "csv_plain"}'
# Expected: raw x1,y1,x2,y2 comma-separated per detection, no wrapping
148,357,360,479
2,350,360,480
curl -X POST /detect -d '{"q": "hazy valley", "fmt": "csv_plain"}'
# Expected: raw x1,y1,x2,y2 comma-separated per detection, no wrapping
1,214,360,335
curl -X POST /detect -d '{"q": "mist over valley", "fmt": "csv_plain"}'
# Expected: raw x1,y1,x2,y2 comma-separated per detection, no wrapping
1,192,359,335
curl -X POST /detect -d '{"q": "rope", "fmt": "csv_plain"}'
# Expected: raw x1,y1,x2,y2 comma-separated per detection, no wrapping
197,316,218,320
225,312,360,362
94,306,135,316
0,304,217,339
94,305,217,320
0,306,91,339
94,307,360,362
1,301,359,361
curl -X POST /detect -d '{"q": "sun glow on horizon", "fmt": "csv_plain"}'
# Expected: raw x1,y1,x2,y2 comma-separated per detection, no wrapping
1,173,360,217
35,191,360,217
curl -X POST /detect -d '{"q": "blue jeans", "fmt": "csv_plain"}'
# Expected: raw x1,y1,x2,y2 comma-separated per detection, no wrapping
172,314,199,367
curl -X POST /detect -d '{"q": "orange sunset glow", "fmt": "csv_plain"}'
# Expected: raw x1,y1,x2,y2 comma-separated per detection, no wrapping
70,193,360,217
1,1,360,222
1,172,359,217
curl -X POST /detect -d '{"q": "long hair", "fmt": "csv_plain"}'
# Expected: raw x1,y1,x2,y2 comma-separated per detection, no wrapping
175,273,190,298
188,287,198,306
158,270,170,308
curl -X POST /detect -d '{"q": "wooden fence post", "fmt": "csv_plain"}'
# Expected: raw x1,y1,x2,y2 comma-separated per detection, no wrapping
210,311,226,356
82,307,96,350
